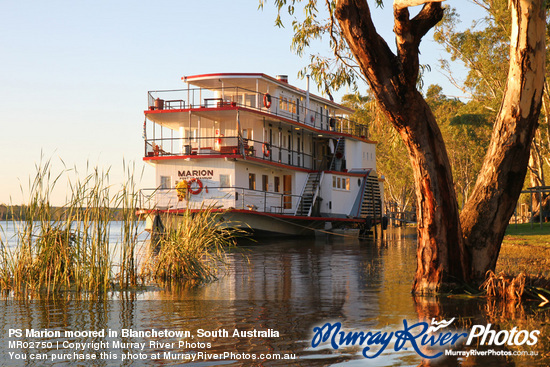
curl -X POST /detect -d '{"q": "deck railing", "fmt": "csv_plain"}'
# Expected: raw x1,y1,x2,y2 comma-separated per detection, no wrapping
146,87,368,138
139,187,302,215
144,136,321,170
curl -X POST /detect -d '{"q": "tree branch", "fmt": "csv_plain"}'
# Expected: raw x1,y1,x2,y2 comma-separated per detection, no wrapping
325,0,368,85
393,2,444,87
394,0,444,11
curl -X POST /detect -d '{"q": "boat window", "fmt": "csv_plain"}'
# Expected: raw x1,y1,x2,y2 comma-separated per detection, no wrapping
245,94,256,108
262,175,268,191
249,174,256,190
220,174,230,188
283,175,292,209
332,176,350,191
274,177,281,193
160,176,171,189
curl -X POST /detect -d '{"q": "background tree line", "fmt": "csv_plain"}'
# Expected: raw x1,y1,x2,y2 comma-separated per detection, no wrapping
340,0,549,217
0,204,130,221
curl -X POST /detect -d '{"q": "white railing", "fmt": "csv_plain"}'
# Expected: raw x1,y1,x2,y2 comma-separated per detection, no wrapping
147,87,369,138
139,187,301,215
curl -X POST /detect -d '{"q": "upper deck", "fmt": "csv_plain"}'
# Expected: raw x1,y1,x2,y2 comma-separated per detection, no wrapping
142,74,376,172
145,73,368,139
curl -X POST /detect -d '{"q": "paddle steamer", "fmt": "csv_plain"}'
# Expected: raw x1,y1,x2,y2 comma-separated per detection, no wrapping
139,73,384,235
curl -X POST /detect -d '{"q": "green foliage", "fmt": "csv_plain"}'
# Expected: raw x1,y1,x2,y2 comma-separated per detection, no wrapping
434,1,510,103
435,0,550,201
143,207,246,284
342,86,492,212
341,92,415,212
1,161,118,296
426,85,492,208
258,0,377,95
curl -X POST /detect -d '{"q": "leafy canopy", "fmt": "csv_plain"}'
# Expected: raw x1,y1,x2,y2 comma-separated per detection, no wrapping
259,0,384,94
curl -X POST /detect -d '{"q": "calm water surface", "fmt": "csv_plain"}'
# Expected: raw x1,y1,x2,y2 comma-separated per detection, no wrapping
0,227,548,366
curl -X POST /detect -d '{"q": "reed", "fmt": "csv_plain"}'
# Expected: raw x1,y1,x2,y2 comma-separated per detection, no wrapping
143,206,246,283
115,160,142,288
64,167,114,294
9,159,68,294
0,227,12,292
0,159,242,297
1,160,122,296
481,270,526,301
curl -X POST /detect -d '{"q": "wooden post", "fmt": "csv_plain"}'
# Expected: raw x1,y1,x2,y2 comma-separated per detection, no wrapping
540,188,543,229
514,203,518,230
530,190,533,229
379,198,384,240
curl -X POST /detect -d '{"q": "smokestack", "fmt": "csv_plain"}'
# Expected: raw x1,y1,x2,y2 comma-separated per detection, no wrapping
276,75,288,83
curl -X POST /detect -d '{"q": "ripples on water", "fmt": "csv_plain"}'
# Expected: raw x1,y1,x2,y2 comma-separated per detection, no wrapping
0,226,548,366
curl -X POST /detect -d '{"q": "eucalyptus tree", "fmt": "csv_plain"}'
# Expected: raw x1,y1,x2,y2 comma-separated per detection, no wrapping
261,0,546,294
425,85,492,209
435,0,550,208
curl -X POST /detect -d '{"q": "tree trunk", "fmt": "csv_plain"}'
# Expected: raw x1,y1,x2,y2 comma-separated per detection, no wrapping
334,0,545,293
335,1,469,293
395,94,469,294
529,144,544,214
460,0,546,285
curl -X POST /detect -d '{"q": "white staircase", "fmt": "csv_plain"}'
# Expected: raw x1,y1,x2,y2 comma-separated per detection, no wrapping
295,172,324,216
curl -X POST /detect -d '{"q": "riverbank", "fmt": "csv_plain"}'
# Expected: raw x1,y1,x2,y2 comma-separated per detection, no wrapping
497,223,550,279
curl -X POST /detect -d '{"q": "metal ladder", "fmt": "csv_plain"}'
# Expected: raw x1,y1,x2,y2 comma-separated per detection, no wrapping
295,171,324,216
329,137,346,171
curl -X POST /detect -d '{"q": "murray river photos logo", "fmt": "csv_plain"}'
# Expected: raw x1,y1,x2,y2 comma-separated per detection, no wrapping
310,318,540,359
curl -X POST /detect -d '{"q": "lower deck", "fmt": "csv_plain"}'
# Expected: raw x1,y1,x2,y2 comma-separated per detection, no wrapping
140,158,383,221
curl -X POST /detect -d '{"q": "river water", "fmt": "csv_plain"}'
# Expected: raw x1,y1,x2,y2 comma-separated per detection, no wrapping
0,226,548,366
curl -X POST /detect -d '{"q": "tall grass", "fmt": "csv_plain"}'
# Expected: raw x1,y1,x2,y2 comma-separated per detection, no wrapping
115,161,141,288
0,159,242,297
143,206,247,284
1,161,117,296
0,160,136,296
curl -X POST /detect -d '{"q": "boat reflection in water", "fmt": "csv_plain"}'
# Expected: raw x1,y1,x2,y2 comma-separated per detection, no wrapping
1,228,548,366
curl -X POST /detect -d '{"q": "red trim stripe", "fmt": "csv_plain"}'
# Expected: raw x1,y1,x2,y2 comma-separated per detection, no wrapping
137,208,365,222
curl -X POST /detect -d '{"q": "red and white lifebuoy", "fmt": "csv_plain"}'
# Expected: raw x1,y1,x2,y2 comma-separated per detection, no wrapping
187,178,203,195
263,93,272,109
262,142,270,157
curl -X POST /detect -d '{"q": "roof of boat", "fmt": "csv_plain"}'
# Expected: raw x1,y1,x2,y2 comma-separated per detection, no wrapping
182,73,353,114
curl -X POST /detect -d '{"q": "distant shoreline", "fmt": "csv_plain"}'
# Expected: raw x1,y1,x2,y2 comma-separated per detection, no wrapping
0,205,133,221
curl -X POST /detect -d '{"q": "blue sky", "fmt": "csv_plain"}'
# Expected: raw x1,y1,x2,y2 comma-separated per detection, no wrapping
0,0,476,205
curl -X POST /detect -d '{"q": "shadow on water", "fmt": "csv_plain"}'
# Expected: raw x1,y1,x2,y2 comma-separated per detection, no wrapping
0,227,548,366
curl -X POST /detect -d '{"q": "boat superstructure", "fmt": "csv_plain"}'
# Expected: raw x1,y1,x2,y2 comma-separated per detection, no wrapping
139,73,384,235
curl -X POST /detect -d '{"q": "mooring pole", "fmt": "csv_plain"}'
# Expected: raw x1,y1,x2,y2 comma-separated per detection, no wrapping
530,190,533,229
540,188,543,229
